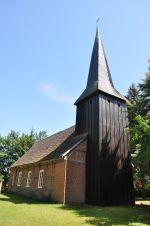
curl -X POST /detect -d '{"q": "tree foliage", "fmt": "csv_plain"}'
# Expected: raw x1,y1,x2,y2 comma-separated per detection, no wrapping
0,130,48,183
127,67,150,197
130,113,150,197
126,83,142,126
139,72,150,114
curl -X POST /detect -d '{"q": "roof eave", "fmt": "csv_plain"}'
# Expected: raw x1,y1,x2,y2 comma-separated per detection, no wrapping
75,88,126,105
62,133,88,158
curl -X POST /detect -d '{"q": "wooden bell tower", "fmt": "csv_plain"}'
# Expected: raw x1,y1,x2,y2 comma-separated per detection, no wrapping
75,27,134,205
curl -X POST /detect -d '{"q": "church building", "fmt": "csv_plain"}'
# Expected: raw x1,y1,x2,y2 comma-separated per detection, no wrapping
8,27,134,205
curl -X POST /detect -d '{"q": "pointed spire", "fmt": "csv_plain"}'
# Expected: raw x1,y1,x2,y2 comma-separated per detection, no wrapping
87,26,115,90
75,27,125,104
86,27,100,88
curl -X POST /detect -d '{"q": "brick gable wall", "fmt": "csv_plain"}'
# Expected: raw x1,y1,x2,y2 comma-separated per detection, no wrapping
65,139,87,204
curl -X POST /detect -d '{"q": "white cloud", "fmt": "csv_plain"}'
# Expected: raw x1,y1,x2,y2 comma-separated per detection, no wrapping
39,82,75,104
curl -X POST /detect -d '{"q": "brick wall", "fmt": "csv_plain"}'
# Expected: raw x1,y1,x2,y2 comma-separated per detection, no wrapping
8,161,65,202
51,161,65,203
8,139,87,204
65,139,86,204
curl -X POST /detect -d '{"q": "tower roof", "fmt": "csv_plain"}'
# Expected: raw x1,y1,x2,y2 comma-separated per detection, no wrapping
75,27,126,104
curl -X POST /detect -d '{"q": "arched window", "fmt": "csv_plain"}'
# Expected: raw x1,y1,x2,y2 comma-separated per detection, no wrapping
38,170,44,188
17,172,22,186
26,171,32,187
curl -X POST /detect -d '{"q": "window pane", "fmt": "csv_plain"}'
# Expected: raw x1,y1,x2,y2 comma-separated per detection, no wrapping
38,170,44,188
26,171,32,187
17,172,22,186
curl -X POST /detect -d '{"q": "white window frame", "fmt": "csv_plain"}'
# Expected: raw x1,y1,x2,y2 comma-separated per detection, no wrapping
26,171,32,187
38,170,44,188
17,172,22,186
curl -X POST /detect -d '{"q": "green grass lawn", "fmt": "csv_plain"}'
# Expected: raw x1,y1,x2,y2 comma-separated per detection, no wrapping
0,193,150,226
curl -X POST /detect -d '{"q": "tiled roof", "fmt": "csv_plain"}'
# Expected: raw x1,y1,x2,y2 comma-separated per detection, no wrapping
11,126,87,168
41,132,87,162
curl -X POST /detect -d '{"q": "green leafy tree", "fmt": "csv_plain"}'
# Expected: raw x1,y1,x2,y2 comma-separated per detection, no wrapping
139,72,150,114
35,130,48,141
0,130,48,188
126,83,141,126
127,63,150,198
130,113,150,197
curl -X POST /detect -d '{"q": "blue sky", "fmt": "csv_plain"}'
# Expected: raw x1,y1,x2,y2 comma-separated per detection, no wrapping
0,0,150,136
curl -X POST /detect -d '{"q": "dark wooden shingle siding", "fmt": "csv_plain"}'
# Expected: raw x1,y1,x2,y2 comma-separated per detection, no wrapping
75,92,134,205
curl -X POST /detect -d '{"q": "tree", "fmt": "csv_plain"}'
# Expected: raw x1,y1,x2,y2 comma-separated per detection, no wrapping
130,113,150,198
127,64,150,198
0,129,48,188
139,72,150,114
126,83,142,126
35,130,48,141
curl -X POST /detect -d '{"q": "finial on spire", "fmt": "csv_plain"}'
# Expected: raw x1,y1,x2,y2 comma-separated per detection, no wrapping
96,17,100,37
96,17,100,24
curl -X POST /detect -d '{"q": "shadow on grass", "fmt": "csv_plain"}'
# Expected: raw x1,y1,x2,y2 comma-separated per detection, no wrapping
0,192,56,205
59,204,150,225
1,193,150,225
